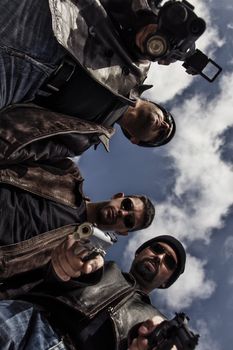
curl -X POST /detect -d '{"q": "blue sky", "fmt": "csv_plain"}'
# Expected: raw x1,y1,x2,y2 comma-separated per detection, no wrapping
78,1,233,349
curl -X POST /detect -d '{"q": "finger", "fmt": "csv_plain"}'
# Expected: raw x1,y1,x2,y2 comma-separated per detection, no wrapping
59,246,85,277
51,237,87,280
138,319,155,336
137,337,148,350
129,338,138,350
53,240,86,278
51,245,71,281
129,337,148,350
82,254,104,274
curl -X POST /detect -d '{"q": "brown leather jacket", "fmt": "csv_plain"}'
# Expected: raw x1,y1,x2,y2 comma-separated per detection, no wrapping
0,103,114,290
0,103,114,207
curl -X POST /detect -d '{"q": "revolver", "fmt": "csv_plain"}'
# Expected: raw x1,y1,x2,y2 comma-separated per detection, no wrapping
73,222,117,261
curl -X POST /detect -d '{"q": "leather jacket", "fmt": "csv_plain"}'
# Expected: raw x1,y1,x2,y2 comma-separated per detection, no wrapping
17,262,165,350
0,103,114,294
0,103,114,207
48,0,153,101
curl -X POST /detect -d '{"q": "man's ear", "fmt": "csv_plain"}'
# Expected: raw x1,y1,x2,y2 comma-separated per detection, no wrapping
130,137,140,145
112,192,124,199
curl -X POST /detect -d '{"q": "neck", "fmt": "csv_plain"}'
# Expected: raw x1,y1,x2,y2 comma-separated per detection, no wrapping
135,280,150,294
130,270,150,294
117,107,134,129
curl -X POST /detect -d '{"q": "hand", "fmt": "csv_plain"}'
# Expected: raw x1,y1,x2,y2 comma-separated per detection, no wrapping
129,319,156,350
51,234,104,281
128,316,177,350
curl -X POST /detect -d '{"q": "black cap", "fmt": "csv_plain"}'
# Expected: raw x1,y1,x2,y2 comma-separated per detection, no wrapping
121,103,176,148
136,235,186,288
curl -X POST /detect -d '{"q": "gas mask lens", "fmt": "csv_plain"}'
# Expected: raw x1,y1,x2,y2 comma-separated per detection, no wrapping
146,34,168,58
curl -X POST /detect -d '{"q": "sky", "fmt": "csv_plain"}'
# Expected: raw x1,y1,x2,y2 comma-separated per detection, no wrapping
78,1,233,349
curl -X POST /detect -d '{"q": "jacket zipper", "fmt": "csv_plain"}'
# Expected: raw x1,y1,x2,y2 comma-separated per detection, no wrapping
87,285,135,319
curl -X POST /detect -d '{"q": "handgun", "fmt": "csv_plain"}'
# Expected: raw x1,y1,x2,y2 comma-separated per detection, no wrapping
73,222,117,261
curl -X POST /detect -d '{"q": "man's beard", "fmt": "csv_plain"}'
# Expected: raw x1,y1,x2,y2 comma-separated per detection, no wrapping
133,258,159,282
97,205,117,226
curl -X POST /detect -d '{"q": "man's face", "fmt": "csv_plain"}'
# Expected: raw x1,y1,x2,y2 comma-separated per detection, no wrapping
130,242,178,292
96,193,145,235
127,100,171,144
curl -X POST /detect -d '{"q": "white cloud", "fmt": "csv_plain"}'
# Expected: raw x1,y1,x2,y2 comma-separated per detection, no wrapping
228,273,233,285
166,73,233,243
144,0,225,103
223,235,233,260
155,254,216,309
194,319,221,350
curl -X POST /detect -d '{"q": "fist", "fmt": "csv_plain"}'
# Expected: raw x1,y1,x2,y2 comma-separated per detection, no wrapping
51,234,104,281
128,316,177,350
129,319,157,350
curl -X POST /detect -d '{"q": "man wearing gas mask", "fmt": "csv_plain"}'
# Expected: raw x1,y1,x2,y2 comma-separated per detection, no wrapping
0,0,221,112
0,0,181,148
0,3,205,143
0,0,219,148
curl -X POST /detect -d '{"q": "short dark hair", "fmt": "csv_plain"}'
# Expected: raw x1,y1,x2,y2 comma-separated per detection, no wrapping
121,101,176,147
127,195,155,232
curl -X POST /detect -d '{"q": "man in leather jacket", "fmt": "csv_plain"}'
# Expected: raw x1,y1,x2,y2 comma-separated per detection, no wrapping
0,235,186,350
0,102,155,279
0,0,176,148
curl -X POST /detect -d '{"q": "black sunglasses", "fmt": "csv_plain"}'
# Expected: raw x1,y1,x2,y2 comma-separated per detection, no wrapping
150,243,177,271
121,198,135,230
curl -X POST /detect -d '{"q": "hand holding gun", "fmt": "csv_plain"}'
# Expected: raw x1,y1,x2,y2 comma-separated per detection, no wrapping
129,313,199,350
146,313,199,350
51,222,117,281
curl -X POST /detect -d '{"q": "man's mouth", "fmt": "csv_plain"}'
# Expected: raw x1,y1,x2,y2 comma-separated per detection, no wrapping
103,206,117,225
144,259,159,274
133,258,159,283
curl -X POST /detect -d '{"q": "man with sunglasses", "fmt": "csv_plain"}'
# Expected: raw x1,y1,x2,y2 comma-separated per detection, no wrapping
119,98,175,147
0,235,186,350
0,103,155,286
128,236,185,350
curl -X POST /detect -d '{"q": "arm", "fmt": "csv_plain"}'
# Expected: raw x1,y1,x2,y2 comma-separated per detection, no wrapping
0,233,104,299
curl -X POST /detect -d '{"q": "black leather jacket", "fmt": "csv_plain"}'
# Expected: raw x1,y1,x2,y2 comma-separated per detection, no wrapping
18,261,165,350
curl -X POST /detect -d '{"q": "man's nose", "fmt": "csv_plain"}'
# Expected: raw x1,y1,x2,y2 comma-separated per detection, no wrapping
153,256,161,265
118,209,129,217
153,251,165,261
